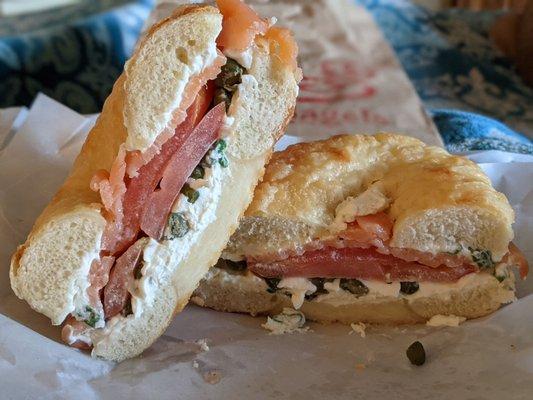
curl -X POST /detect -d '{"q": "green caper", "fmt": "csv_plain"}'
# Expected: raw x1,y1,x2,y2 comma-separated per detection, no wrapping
305,278,332,300
168,212,190,239
222,259,247,272
190,165,205,179
406,341,426,366
218,156,229,168
469,248,494,269
339,279,369,297
84,306,100,328
400,281,419,295
214,139,227,153
265,278,281,293
215,58,244,92
181,183,199,203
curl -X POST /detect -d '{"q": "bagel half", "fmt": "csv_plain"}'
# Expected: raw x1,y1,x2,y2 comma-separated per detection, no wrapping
193,134,528,325
10,2,301,361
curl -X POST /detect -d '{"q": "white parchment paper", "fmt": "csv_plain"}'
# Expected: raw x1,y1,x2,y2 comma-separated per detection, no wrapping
1,95,532,400
1,0,532,397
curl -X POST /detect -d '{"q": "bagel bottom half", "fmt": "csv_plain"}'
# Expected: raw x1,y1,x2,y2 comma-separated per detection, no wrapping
192,266,517,325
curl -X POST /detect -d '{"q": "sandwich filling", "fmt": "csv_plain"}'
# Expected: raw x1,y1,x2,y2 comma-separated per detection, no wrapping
61,0,298,349
213,211,528,310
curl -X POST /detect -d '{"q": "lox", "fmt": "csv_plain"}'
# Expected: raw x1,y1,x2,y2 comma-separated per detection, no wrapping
10,0,301,362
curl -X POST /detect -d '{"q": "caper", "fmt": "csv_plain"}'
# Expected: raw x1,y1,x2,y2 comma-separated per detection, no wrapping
406,341,426,366
469,248,494,269
168,212,190,239
214,139,227,153
84,306,100,328
265,278,281,293
181,183,200,203
339,279,369,297
190,165,205,179
218,156,229,168
181,183,199,203
215,58,244,92
225,259,247,272
400,281,419,295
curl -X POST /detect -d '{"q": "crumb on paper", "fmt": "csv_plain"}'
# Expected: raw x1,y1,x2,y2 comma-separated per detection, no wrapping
355,363,366,372
192,360,199,369
262,308,309,335
426,314,466,327
203,370,222,385
195,338,210,352
349,322,366,338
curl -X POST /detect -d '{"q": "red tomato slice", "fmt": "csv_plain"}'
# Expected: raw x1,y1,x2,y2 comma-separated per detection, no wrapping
248,246,478,282
140,102,226,240
102,84,214,254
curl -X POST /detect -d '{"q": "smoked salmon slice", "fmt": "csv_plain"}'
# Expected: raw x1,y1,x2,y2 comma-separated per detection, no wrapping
264,27,299,71
216,0,268,52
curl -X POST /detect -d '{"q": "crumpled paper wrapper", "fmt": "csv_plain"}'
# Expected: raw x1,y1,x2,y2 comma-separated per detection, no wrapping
151,0,442,146
1,1,532,398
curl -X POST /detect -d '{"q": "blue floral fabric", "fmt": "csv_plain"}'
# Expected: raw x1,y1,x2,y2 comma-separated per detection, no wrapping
357,0,533,153
0,0,531,153
0,0,153,114
432,109,533,154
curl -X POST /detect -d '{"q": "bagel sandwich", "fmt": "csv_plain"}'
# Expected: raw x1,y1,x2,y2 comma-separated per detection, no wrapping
193,134,529,325
10,0,301,361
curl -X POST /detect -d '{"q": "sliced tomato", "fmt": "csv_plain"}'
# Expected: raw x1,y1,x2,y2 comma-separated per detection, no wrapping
248,246,478,282
102,84,214,254
140,102,226,239
216,0,268,51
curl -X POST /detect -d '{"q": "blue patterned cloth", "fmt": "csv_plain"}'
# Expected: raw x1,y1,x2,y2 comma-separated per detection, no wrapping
432,109,533,154
358,0,533,153
0,0,153,114
0,0,531,153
